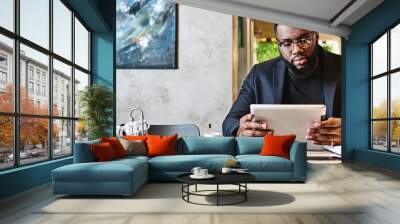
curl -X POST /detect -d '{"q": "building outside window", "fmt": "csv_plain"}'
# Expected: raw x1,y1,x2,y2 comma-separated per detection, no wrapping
28,81,34,94
0,55,7,87
28,66,34,79
41,73,46,83
0,0,91,170
371,23,400,154
42,85,46,97
35,83,40,95
0,71,6,84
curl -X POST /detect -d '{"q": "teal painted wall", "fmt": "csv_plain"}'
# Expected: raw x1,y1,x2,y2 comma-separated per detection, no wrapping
0,158,72,199
343,0,400,171
92,32,115,135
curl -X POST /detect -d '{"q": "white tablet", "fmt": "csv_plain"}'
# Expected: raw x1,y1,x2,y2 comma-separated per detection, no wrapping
250,104,326,150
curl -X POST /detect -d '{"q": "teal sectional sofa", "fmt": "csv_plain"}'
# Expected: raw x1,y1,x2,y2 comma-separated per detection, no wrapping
52,137,307,196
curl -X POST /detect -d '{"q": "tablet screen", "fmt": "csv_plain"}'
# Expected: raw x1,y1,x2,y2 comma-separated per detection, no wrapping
250,104,326,150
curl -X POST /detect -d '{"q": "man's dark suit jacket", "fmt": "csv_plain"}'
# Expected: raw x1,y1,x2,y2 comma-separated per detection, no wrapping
222,48,341,136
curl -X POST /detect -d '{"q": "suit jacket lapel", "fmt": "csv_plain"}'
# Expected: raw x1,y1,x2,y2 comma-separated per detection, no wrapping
273,59,286,103
322,51,337,117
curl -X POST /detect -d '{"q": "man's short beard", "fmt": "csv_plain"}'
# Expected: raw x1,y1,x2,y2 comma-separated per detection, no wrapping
281,47,319,79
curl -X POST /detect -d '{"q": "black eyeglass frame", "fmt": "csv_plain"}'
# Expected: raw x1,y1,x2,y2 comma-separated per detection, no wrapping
276,32,316,50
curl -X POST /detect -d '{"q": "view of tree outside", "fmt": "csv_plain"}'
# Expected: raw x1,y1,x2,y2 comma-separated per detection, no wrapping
0,0,91,170
256,42,280,63
0,85,63,168
371,100,400,153
0,115,13,169
371,24,400,154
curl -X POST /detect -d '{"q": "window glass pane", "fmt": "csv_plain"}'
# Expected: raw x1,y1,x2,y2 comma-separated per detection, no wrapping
53,0,72,60
74,69,89,118
0,116,13,170
20,44,49,115
75,120,88,143
391,72,400,118
372,121,388,151
0,0,14,31
0,35,14,112
20,117,49,165
372,33,387,76
74,18,89,70
53,119,72,157
391,120,400,153
391,24,400,70
372,76,387,119
53,59,72,117
20,0,49,49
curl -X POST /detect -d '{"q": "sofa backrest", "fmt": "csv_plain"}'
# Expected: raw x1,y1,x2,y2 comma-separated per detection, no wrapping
177,137,236,155
235,137,264,155
73,139,100,163
74,137,271,161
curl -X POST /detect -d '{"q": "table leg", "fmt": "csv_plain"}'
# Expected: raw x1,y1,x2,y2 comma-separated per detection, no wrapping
195,184,198,192
217,184,219,206
181,184,183,199
245,183,247,201
187,184,190,202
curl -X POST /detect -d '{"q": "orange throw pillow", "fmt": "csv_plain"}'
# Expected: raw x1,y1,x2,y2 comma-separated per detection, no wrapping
124,135,148,142
91,142,117,161
146,135,177,157
260,135,296,159
101,137,127,158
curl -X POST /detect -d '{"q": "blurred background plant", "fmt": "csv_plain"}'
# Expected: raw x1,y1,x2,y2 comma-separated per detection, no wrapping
79,84,113,140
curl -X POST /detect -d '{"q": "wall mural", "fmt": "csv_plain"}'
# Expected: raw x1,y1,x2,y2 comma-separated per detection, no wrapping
116,0,178,69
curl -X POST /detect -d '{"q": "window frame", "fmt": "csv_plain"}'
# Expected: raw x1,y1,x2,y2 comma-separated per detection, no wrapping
0,0,92,171
370,20,400,154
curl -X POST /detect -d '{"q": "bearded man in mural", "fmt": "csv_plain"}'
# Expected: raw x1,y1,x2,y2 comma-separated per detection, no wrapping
223,24,341,146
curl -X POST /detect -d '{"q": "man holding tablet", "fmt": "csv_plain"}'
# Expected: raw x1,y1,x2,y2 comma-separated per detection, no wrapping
222,24,341,146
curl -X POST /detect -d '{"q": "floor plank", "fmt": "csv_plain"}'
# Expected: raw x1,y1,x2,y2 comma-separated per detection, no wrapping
1,161,400,224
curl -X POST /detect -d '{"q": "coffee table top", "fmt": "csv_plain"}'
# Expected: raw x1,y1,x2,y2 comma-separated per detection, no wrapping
177,172,255,185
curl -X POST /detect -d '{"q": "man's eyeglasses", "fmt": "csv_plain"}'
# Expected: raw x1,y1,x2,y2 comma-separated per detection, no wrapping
277,33,315,50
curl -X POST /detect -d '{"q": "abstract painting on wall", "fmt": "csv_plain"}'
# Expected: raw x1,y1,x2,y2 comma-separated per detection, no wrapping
116,0,178,69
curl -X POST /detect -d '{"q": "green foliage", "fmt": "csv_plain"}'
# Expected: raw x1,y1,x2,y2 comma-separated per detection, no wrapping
373,99,400,141
320,43,333,53
256,42,280,63
79,84,113,140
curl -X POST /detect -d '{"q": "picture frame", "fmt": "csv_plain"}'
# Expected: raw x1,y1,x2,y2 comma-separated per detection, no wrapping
116,0,178,69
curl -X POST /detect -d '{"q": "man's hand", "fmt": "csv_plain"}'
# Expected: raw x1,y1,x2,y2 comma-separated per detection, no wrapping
306,117,341,146
237,113,271,137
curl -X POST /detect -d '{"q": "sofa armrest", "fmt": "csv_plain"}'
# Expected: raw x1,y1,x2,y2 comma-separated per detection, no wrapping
73,140,100,163
289,141,307,181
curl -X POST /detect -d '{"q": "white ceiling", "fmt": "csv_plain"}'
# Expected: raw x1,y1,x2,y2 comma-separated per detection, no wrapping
173,0,384,38
225,0,352,22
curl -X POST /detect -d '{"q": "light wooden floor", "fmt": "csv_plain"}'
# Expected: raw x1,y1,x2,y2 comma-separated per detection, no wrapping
1,160,400,224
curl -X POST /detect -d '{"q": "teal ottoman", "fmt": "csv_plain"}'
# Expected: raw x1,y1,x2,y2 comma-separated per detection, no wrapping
52,156,148,196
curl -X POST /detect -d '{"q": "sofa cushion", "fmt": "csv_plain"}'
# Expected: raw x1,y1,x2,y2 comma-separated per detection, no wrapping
91,142,118,161
115,155,150,163
178,137,236,155
119,138,147,156
101,137,127,158
260,135,296,159
148,154,235,172
124,135,148,141
236,137,263,155
147,134,178,157
53,158,147,183
236,155,293,172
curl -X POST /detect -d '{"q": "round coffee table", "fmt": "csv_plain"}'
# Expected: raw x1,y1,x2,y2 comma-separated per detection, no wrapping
177,173,255,206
